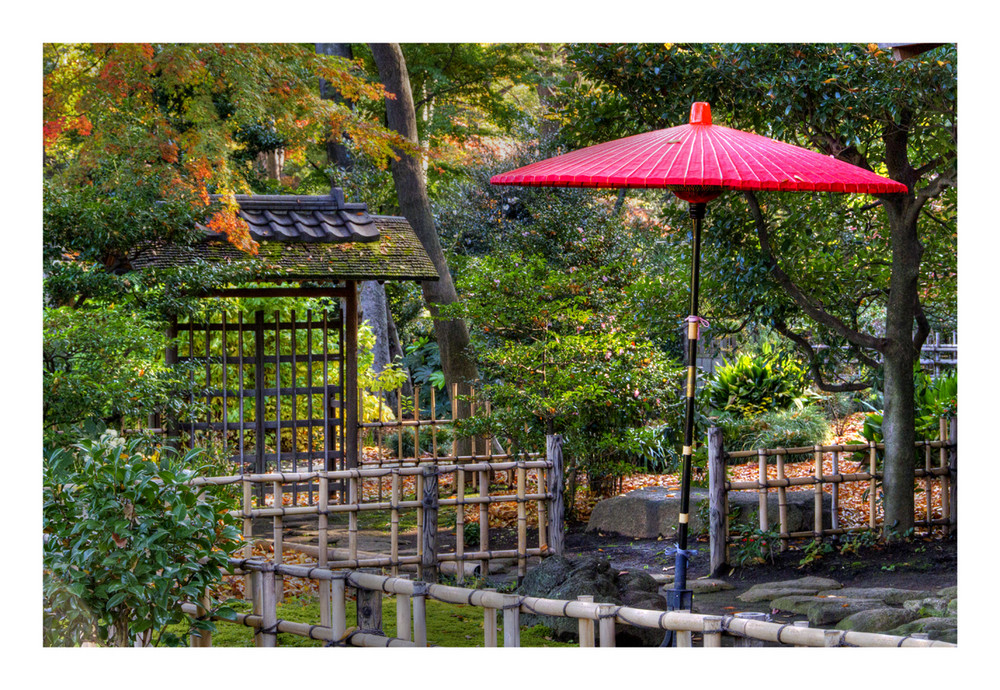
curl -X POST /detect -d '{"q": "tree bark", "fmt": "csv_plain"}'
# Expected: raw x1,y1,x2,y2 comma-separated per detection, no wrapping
316,43,355,172
368,43,479,402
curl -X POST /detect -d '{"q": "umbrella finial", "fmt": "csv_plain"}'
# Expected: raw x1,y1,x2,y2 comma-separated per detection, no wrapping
690,102,712,125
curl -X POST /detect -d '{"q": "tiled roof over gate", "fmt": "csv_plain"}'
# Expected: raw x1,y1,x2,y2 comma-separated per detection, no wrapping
131,191,439,282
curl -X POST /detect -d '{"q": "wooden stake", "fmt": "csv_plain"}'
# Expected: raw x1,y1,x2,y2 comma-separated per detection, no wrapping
831,450,840,531
395,575,411,642
356,568,383,635
707,428,727,576
273,479,283,602
318,473,330,627
242,477,253,599
421,465,440,583
939,418,950,536
598,604,616,647
757,449,768,532
479,467,490,577
537,465,549,554
412,582,429,647
869,442,878,529
813,446,824,540
516,461,527,580
348,471,358,562
456,467,465,584
924,441,933,530
546,435,565,556
776,450,788,551
390,469,400,577
331,574,347,643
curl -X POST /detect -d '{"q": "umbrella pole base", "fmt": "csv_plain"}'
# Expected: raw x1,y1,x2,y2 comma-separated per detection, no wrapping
658,588,693,647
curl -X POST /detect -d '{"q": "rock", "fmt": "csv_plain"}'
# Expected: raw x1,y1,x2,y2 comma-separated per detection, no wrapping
518,554,666,646
805,598,886,626
770,595,829,615
903,597,951,618
689,578,734,594
831,587,929,606
937,585,958,600
887,617,958,643
947,598,957,616
585,486,832,539
835,608,921,633
738,576,842,602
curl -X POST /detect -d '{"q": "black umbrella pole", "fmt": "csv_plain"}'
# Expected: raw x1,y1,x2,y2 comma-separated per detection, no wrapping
662,201,705,646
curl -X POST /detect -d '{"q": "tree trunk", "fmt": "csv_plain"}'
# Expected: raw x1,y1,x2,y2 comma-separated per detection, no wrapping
316,43,355,172
368,43,479,402
879,197,923,537
360,279,394,408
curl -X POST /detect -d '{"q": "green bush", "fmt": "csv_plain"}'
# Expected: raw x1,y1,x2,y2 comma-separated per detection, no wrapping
704,343,811,418
715,406,830,453
43,425,241,646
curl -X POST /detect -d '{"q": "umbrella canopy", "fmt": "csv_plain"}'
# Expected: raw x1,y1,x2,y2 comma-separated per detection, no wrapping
491,102,907,200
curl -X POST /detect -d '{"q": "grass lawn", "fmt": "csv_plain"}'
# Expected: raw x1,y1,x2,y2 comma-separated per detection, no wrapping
170,594,574,647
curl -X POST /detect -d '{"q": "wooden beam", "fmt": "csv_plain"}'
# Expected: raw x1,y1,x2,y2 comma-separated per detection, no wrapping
197,286,352,299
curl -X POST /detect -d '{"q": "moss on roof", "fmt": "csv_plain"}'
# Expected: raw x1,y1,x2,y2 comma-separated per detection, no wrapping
132,215,439,282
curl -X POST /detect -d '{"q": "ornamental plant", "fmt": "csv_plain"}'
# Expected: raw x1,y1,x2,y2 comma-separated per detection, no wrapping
43,425,241,646
704,342,811,418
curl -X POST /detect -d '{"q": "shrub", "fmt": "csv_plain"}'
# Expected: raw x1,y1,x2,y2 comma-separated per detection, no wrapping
43,425,241,646
715,406,830,453
704,343,811,418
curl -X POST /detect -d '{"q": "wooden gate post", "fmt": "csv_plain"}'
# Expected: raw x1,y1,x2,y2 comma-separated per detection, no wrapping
420,465,440,583
707,427,728,577
355,568,383,635
546,434,565,556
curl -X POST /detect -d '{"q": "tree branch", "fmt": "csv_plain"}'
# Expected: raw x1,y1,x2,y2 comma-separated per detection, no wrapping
744,190,887,353
771,317,871,392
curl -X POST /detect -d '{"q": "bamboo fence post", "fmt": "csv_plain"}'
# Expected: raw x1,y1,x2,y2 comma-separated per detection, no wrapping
479,466,490,576
537,464,549,554
396,392,404,461
676,628,693,647
793,620,810,647
831,450,840,532
421,465,440,583
318,473,330,627
456,467,466,584
776,449,788,551
273,478,284,602
331,573,347,644
577,595,595,647
813,446,824,540
702,615,723,647
924,441,933,531
251,564,278,648
242,477,253,599
948,417,957,531
502,594,521,648
869,442,878,529
546,434,565,556
412,581,429,647
757,449,768,532
598,604,617,647
395,575,412,642
824,629,843,647
390,469,400,577
483,588,498,647
939,418,951,536
190,590,212,647
348,471,358,563
517,461,527,581
413,386,421,464
430,386,438,460
356,569,383,635
707,427,728,576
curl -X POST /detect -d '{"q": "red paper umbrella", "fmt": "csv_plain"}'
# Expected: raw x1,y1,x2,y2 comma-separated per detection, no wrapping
492,102,907,198
491,102,907,640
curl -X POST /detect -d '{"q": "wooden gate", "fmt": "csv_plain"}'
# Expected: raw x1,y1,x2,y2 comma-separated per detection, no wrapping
172,305,347,503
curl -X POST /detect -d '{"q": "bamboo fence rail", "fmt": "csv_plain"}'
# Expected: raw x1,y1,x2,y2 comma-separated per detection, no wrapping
191,439,565,590
180,559,953,648
707,418,957,575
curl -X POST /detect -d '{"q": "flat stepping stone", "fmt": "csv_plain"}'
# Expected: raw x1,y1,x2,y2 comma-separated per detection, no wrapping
689,578,734,593
738,576,842,602
887,617,958,644
770,594,885,626
831,587,930,605
903,597,952,618
835,607,921,633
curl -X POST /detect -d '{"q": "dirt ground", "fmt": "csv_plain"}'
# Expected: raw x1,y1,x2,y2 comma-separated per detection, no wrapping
561,523,957,619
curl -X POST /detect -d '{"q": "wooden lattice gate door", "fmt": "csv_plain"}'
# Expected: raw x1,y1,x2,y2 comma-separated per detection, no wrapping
172,306,347,504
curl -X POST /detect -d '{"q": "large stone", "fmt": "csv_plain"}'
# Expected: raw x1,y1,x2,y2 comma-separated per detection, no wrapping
835,607,921,633
585,486,832,539
689,578,734,594
770,594,826,615
903,597,951,618
937,585,958,600
831,587,929,606
805,598,886,626
739,576,842,602
887,617,958,643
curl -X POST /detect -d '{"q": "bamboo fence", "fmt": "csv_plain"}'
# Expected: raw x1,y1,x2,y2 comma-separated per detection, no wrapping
180,558,953,648
707,417,957,575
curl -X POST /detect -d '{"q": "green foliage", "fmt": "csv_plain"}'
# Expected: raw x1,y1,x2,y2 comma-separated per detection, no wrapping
704,343,811,418
43,305,183,430
43,425,241,646
797,539,835,567
715,406,830,453
730,517,782,567
856,369,956,460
